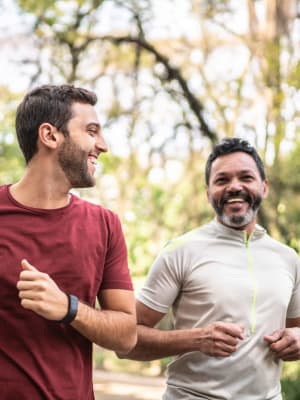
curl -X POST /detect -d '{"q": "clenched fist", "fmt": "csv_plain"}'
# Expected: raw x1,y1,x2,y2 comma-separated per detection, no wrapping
193,321,244,357
17,259,68,321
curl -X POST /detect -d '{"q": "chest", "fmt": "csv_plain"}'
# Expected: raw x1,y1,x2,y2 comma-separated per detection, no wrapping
0,211,107,303
178,242,294,319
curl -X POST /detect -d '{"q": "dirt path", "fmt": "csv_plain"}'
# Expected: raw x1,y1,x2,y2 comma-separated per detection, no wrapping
93,370,166,400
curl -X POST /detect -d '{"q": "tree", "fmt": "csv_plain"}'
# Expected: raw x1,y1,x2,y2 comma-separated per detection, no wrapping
3,0,298,267
2,0,300,390
0,86,24,183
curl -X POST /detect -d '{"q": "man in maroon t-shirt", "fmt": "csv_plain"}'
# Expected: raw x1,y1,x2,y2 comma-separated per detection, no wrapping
0,84,137,399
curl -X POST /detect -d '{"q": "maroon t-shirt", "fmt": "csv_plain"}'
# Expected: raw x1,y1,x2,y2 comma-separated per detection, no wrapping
0,184,133,399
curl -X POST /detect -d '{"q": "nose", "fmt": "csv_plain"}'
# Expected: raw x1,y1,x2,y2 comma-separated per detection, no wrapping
95,133,108,153
226,178,243,192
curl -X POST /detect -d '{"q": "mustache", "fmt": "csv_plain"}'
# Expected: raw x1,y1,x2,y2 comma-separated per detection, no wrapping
219,191,253,207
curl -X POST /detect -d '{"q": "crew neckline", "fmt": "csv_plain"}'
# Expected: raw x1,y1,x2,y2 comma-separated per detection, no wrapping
5,184,74,215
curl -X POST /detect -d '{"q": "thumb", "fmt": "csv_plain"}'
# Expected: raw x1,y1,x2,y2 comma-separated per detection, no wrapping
264,329,283,343
21,259,37,272
233,325,244,340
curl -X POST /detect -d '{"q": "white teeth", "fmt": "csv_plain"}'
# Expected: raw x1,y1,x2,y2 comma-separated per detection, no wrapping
226,198,244,203
89,157,97,165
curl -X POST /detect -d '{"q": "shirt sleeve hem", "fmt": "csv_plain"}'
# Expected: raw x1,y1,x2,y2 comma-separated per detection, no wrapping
136,292,169,314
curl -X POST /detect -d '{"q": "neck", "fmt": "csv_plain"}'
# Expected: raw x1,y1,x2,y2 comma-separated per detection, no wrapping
217,217,256,238
10,162,72,209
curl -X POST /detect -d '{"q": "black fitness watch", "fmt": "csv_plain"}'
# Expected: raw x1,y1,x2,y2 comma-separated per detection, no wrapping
59,294,78,324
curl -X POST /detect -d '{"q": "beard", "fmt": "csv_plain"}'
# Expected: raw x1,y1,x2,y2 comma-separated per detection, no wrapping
58,136,95,188
211,191,262,229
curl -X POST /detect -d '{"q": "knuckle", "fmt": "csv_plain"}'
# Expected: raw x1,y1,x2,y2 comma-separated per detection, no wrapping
41,272,50,281
34,280,48,293
21,299,29,308
39,281,48,291
36,292,46,301
36,304,45,313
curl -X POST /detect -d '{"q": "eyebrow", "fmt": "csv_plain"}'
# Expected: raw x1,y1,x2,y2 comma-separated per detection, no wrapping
214,169,256,177
86,122,101,129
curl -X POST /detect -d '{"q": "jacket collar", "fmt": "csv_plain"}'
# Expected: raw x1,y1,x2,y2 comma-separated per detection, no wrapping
210,219,266,242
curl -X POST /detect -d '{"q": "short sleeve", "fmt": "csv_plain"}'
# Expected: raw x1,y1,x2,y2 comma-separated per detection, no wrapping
100,212,133,291
137,247,183,314
287,256,300,318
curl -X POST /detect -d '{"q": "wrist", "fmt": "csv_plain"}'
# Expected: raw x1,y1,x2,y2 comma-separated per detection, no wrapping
59,294,78,324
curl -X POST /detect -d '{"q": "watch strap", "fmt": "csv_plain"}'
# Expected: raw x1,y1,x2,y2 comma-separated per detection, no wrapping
59,294,78,324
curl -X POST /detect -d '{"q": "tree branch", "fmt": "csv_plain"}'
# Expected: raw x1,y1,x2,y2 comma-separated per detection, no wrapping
101,34,217,144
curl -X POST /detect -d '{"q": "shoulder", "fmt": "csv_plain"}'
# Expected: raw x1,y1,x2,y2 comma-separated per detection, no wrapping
0,184,13,204
0,184,8,196
263,232,299,263
159,221,214,256
70,194,122,233
71,194,118,220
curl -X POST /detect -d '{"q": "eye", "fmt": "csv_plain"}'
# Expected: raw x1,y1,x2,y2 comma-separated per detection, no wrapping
214,177,227,185
241,175,254,182
88,129,97,137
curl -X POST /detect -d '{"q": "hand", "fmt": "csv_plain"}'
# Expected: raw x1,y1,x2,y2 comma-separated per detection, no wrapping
264,328,300,361
16,259,68,321
196,321,244,357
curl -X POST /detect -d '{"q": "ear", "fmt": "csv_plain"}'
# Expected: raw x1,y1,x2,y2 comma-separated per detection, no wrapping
262,179,269,199
206,186,211,202
38,123,61,150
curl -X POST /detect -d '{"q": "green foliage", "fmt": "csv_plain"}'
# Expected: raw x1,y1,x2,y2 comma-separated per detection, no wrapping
261,141,300,249
4,0,300,385
287,61,300,89
0,87,24,184
282,363,300,400
18,0,57,15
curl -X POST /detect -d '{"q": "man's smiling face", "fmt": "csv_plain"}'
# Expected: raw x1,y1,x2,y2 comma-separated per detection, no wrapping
57,102,107,188
206,151,268,231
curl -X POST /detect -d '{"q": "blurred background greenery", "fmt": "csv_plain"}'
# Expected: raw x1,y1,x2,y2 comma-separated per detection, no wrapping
1,0,300,397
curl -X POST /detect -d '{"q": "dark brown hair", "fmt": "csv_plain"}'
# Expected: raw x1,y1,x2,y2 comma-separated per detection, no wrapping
16,84,97,163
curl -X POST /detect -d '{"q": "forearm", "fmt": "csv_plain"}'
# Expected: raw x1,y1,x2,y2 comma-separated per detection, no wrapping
119,325,200,361
16,260,137,353
71,301,137,353
120,320,244,361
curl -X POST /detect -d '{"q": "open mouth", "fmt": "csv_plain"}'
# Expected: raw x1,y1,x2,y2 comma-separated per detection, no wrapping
88,155,98,165
225,197,245,204
221,192,251,207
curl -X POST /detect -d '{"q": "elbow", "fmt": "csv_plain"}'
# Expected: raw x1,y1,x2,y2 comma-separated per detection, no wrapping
116,345,151,362
115,320,138,357
116,335,149,361
123,327,138,353
116,329,137,356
